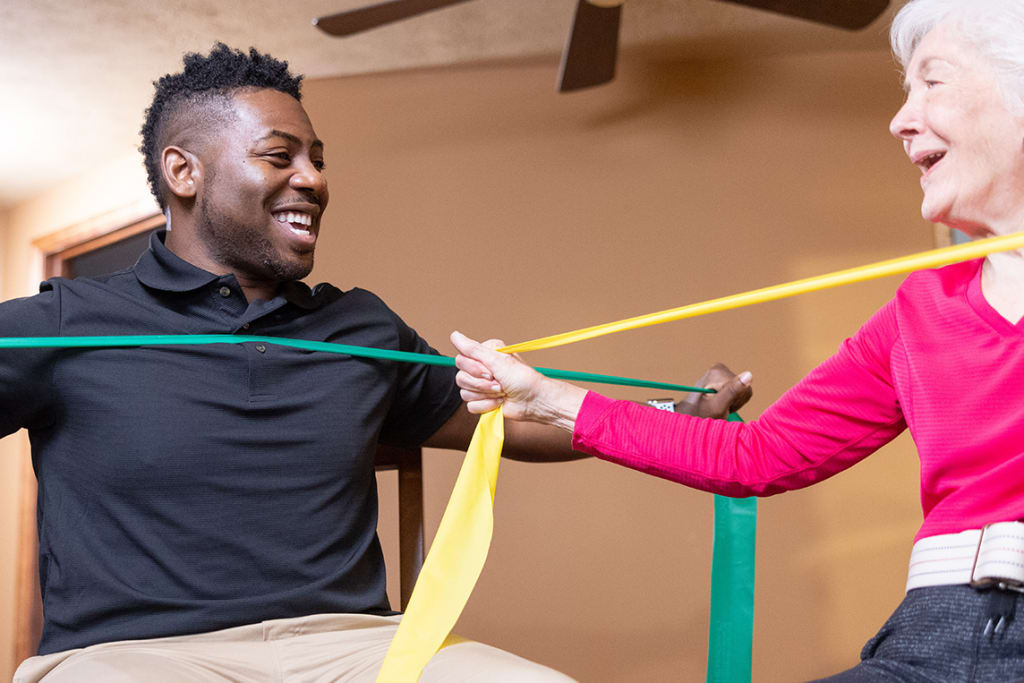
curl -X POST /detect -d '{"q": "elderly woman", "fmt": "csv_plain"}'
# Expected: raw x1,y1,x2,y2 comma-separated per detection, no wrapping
450,0,1024,680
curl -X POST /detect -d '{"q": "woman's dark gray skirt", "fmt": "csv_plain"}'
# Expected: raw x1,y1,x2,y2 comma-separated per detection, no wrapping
812,585,1024,682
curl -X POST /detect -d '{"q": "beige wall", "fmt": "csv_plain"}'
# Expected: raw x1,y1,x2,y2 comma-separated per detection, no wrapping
3,45,930,681
0,207,12,681
0,209,6,288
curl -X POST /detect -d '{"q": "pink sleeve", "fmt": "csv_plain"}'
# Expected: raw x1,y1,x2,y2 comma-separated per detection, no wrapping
571,300,908,497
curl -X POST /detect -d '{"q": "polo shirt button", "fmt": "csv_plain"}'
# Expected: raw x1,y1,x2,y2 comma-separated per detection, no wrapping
255,344,266,353
219,286,231,297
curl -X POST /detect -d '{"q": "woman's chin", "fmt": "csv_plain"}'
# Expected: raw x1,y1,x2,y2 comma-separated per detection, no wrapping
920,197,951,226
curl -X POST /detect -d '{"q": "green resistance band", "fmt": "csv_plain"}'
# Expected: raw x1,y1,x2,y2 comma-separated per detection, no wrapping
0,335,714,395
0,334,753,678
707,412,755,683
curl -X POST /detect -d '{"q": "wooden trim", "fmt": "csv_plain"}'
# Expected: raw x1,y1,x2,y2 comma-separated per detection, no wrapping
39,211,163,280
374,444,426,611
14,206,163,668
13,446,40,668
54,215,164,263
396,449,425,611
31,200,159,254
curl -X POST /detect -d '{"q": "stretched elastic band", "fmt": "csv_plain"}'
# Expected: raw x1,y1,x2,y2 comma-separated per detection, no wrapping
0,334,712,394
501,231,1024,353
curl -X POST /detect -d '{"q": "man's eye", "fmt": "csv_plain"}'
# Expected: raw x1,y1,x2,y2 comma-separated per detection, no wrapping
267,152,291,162
313,160,327,171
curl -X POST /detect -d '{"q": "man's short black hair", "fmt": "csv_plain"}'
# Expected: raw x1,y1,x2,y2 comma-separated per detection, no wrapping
139,43,304,209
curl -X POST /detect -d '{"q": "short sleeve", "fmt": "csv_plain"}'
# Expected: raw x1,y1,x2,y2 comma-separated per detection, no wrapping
377,313,461,449
0,283,61,436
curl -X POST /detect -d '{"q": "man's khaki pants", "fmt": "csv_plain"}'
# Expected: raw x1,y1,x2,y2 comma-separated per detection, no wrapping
14,613,575,682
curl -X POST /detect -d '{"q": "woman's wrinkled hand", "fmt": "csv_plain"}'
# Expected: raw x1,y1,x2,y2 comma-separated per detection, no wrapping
449,331,550,421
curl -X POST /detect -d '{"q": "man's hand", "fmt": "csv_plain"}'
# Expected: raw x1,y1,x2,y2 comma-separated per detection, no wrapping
677,363,752,419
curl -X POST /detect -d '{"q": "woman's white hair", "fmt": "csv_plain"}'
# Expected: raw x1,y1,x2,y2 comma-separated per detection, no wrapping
891,0,1024,111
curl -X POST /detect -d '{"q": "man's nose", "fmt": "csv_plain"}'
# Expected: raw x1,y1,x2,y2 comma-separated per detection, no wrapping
290,161,326,197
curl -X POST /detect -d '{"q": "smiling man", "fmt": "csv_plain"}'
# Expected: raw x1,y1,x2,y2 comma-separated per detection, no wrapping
158,86,327,300
4,44,749,682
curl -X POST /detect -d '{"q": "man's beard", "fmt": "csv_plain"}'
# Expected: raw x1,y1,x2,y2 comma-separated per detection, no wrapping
196,179,313,284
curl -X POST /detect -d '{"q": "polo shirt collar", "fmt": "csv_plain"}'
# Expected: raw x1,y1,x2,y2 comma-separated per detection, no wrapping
279,281,321,310
134,230,220,292
134,230,324,310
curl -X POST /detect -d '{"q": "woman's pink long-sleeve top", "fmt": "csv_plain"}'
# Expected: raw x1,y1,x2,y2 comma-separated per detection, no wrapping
571,259,1024,542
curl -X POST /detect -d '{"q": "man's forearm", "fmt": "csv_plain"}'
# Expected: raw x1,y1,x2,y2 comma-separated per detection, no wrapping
423,403,586,461
501,418,588,462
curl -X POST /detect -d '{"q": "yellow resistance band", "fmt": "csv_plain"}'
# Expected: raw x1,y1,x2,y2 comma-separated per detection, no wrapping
377,409,504,680
378,231,1024,681
500,231,1024,353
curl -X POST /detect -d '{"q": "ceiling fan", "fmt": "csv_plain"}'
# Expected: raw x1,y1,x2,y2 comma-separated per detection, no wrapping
313,0,890,92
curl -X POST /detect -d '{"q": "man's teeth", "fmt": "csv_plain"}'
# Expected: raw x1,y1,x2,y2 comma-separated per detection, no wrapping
273,212,313,226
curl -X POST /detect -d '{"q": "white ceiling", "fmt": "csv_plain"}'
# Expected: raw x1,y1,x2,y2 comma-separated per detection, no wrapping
0,0,900,209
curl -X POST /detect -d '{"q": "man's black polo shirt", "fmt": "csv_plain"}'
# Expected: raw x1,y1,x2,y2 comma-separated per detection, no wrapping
0,231,462,655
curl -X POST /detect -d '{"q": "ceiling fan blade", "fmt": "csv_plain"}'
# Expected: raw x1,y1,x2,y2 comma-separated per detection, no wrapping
558,0,623,93
314,0,476,37
715,0,889,30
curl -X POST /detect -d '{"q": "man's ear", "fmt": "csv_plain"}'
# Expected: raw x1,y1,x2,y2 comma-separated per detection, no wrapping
162,146,202,200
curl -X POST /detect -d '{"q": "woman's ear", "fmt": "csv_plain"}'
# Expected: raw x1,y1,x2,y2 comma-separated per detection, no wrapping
161,146,202,200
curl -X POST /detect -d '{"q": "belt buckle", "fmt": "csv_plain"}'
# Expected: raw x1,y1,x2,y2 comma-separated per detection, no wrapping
970,522,1024,594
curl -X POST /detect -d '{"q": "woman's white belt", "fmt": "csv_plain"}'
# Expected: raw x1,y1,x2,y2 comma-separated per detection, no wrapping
906,521,1024,592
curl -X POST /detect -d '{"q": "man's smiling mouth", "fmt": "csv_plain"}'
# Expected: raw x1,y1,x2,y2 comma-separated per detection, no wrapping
272,211,314,236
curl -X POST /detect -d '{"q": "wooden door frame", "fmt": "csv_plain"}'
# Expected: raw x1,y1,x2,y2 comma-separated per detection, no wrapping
13,203,163,667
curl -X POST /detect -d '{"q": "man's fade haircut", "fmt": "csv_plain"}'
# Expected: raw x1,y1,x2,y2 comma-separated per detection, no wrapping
139,42,304,209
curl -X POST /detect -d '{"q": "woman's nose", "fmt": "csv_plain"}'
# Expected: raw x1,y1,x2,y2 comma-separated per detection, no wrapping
889,98,921,141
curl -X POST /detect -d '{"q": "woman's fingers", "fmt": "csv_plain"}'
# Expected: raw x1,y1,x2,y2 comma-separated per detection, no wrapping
450,330,548,422
451,330,527,386
454,353,493,380
451,332,518,376
451,331,499,364
463,396,503,414
460,387,502,402
452,332,503,389
456,370,503,394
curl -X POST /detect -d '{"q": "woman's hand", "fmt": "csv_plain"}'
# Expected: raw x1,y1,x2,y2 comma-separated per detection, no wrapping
450,331,587,430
